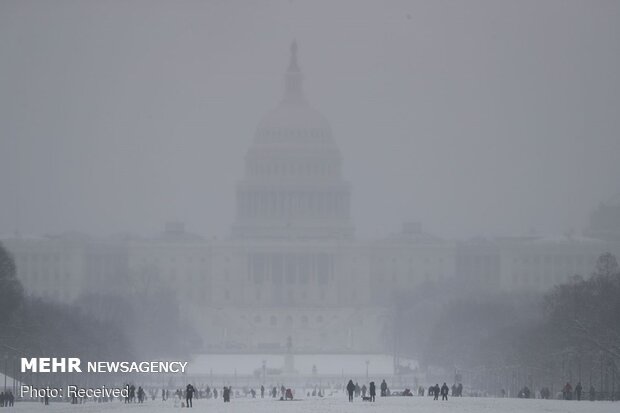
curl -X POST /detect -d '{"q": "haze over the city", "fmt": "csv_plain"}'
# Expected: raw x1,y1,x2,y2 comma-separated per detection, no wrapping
1,3,620,412
1,0,619,240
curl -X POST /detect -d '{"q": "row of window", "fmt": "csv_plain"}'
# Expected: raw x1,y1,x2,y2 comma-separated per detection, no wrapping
512,255,597,266
15,253,71,263
375,256,445,266
251,272,328,285
222,288,328,303
256,127,331,140
237,191,349,219
248,313,330,327
139,255,209,264
19,271,71,281
247,159,339,178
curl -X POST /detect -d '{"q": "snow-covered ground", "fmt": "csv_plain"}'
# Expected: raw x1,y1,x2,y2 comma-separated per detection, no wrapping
3,396,618,413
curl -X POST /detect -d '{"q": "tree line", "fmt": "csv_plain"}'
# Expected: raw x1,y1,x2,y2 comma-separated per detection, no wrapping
392,252,620,399
0,241,198,386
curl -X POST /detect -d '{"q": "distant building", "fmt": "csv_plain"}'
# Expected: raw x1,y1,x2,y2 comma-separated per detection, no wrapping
2,232,127,302
3,44,619,353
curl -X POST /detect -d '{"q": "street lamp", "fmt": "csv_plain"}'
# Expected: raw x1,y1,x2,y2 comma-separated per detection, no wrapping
3,354,8,392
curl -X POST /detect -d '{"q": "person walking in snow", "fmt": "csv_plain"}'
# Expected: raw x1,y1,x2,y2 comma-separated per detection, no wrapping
441,383,449,401
380,379,388,397
185,384,195,407
575,382,582,401
563,382,573,400
369,381,376,402
346,380,355,402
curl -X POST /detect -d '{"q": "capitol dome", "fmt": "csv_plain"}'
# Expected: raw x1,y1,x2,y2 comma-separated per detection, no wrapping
258,102,330,132
232,42,353,240
249,42,339,154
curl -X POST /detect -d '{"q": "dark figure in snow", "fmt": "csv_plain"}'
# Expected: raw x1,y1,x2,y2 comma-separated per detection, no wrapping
575,382,582,401
589,385,596,401
347,380,355,402
162,388,166,401
186,384,195,407
223,387,230,403
361,384,367,398
137,386,145,403
1,391,13,407
563,382,573,400
380,379,388,397
441,383,449,401
44,393,49,405
518,386,530,399
355,382,360,397
457,383,463,397
451,384,457,397
433,384,440,400
261,385,265,398
369,381,376,402
285,388,294,400
418,386,425,396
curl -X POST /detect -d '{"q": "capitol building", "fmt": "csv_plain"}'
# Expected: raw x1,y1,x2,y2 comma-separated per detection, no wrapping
3,44,619,354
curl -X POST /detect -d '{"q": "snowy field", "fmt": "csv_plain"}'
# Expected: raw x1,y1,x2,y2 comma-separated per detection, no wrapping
3,397,618,413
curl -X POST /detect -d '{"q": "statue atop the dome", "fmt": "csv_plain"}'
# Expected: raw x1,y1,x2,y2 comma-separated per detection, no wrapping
291,40,297,57
288,40,300,72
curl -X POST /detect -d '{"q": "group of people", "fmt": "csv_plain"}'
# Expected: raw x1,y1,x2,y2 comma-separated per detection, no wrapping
6,379,611,407
509,382,596,401
344,380,454,402
428,383,450,400
121,384,147,404
348,380,381,402
345,380,377,402
562,381,593,401
521,382,595,401
173,383,300,405
0,391,15,407
166,380,601,405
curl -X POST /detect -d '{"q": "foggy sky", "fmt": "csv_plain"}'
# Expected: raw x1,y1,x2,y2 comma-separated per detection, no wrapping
1,0,619,240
